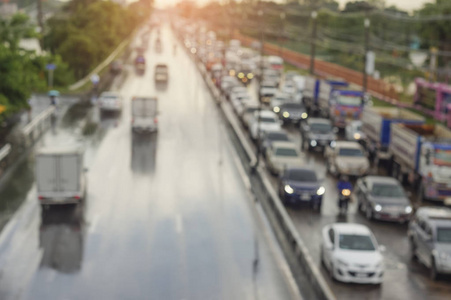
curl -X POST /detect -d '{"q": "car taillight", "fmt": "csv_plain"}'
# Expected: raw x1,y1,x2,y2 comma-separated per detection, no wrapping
74,195,81,200
38,196,44,200
154,118,158,124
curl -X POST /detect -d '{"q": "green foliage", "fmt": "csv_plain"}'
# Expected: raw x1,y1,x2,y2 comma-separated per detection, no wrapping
45,0,153,79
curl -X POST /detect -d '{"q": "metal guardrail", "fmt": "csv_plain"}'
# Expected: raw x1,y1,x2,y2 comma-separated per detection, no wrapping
22,106,55,148
191,45,336,299
0,144,11,164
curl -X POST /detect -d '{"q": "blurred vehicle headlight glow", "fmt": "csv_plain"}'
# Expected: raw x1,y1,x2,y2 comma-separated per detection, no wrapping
284,185,294,194
375,204,382,212
354,133,361,140
273,106,280,113
301,112,308,119
317,186,325,196
247,73,254,79
405,206,412,214
283,112,290,118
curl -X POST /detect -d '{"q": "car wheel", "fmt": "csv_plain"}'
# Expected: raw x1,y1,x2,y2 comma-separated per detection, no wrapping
430,258,439,281
312,201,321,212
409,238,417,261
329,263,335,280
366,205,373,220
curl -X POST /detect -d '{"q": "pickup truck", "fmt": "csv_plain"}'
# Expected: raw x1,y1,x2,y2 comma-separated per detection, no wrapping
36,147,86,205
389,123,451,203
362,107,424,162
131,97,158,133
154,64,168,83
322,89,365,129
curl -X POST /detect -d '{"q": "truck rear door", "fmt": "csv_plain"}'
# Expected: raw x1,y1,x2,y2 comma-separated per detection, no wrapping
59,154,80,193
36,155,58,192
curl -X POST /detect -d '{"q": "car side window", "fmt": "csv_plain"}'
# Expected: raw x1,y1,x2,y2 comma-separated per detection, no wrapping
328,228,335,245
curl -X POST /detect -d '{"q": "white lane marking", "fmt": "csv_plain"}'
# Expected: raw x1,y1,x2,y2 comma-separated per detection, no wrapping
175,214,183,235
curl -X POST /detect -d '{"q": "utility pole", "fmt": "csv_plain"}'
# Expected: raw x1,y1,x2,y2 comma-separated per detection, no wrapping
279,12,286,58
309,11,318,75
363,17,370,93
36,0,44,36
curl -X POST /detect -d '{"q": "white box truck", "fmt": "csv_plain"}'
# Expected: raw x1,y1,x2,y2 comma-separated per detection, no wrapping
131,96,158,133
36,147,86,205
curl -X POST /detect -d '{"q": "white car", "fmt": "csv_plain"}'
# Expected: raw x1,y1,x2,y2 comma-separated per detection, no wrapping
220,76,240,94
231,92,251,114
325,141,370,177
265,141,304,175
229,86,247,100
98,91,122,112
259,80,278,104
321,223,384,284
241,105,260,129
280,81,296,96
345,120,365,142
250,110,281,141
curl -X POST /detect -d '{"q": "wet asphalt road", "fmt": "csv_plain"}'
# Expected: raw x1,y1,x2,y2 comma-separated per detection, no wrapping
0,27,299,300
234,76,451,298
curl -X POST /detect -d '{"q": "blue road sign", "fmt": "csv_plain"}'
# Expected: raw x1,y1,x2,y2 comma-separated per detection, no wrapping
46,63,56,70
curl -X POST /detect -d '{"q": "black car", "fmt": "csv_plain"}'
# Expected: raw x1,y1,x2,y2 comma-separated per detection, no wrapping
278,103,308,125
260,130,291,157
278,167,325,211
300,118,337,151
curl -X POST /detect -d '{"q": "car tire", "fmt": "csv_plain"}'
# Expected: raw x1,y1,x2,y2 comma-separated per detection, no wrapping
329,263,336,281
409,238,417,261
366,205,373,220
313,201,322,212
430,258,439,281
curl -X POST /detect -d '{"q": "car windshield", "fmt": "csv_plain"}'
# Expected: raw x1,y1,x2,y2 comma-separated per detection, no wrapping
260,117,276,123
437,227,451,243
287,169,317,182
337,96,362,107
267,132,289,142
275,148,298,157
434,149,451,167
310,123,332,133
339,234,376,251
282,103,303,110
371,184,405,197
338,148,364,157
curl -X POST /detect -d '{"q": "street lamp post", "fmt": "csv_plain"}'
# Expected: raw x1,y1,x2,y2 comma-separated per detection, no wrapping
279,12,286,58
363,17,370,93
309,11,318,75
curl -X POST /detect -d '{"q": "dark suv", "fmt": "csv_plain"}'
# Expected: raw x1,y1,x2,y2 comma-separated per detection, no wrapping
408,207,451,280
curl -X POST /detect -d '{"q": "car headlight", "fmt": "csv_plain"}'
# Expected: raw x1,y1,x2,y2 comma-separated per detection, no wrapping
354,133,361,140
284,185,294,194
405,206,412,214
273,106,280,113
283,112,290,118
317,186,325,196
375,204,382,212
238,72,245,79
337,259,349,267
247,73,254,79
330,141,336,148
229,70,236,76
310,140,317,147
301,112,308,119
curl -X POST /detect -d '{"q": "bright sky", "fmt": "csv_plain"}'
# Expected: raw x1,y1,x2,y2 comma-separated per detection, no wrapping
155,0,433,12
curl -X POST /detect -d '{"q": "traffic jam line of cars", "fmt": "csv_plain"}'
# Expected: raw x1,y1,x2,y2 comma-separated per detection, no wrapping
175,21,451,285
